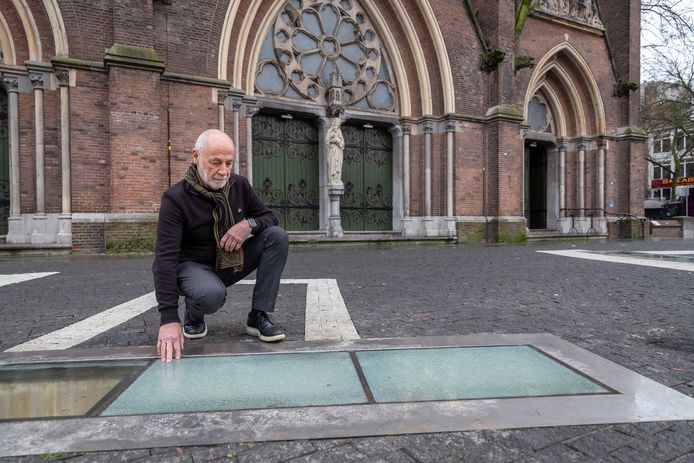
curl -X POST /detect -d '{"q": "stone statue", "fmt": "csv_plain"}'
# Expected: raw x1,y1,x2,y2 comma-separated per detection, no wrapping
538,0,602,27
326,118,345,186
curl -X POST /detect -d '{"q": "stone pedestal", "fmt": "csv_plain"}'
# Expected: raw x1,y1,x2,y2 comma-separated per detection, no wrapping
30,215,53,244
5,216,27,244
328,184,344,238
423,217,437,237
57,214,73,244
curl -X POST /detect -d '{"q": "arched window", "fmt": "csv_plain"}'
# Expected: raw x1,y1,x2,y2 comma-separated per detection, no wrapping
255,0,397,112
528,95,554,133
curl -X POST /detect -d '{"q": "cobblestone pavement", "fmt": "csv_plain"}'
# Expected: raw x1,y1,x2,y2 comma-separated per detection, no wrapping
1,238,693,462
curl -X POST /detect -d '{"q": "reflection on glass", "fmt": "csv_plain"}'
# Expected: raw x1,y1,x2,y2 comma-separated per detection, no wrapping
337,57,359,82
371,82,394,110
341,43,364,63
257,63,285,93
301,11,321,35
0,361,147,419
301,52,323,76
337,20,357,42
293,31,318,52
320,4,340,35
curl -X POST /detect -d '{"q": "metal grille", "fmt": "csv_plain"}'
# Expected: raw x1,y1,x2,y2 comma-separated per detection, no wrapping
341,124,392,231
252,114,320,231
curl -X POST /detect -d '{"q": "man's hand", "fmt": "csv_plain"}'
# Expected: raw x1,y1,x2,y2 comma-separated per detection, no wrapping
157,322,184,362
219,220,252,252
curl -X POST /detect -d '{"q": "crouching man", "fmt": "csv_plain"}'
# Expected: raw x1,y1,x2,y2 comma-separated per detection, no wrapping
153,129,288,362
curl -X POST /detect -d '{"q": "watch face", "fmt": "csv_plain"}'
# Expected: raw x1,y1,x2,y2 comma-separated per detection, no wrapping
248,218,257,229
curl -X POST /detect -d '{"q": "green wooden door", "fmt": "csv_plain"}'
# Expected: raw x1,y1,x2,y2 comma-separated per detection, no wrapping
341,124,393,231
252,114,319,231
0,90,9,235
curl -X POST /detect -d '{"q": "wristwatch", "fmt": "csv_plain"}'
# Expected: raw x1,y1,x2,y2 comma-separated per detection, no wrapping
246,218,258,230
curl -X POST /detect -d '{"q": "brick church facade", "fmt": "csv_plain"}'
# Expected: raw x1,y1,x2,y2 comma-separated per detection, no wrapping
0,0,646,252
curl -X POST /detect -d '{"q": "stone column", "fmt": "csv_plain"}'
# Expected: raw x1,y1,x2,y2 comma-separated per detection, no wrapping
245,104,259,184
30,73,45,214
217,91,226,133
598,142,605,215
423,121,433,216
445,120,455,217
389,125,403,230
30,72,51,243
402,124,411,217
56,69,72,244
578,143,586,216
3,76,23,243
558,142,566,215
232,99,242,175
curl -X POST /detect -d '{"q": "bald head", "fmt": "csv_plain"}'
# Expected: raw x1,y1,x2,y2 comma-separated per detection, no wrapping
195,129,234,155
192,129,235,190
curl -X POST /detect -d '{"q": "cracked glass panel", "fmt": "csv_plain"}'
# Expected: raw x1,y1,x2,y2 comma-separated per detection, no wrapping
357,346,609,403
103,353,366,415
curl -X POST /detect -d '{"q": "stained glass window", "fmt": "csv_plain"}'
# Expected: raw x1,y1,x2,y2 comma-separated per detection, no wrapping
255,0,397,112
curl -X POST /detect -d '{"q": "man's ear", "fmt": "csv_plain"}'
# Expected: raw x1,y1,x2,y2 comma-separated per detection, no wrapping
192,148,199,164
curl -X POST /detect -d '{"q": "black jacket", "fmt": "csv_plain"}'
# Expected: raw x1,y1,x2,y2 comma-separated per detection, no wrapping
152,174,278,324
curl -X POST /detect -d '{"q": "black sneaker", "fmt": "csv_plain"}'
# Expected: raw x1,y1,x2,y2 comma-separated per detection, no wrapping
246,311,285,342
183,321,207,339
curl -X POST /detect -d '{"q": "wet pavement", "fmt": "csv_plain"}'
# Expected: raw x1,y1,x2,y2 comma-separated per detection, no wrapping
0,237,693,462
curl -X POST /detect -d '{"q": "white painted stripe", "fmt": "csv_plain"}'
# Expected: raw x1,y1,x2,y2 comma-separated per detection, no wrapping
6,292,158,352
635,250,694,255
0,272,58,288
6,278,359,352
304,279,360,341
538,250,694,272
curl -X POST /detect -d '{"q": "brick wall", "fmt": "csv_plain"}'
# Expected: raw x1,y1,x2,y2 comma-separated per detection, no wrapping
72,222,105,253
60,0,113,62
0,0,31,63
109,67,164,212
4,0,645,249
454,123,485,216
105,221,157,253
70,69,111,212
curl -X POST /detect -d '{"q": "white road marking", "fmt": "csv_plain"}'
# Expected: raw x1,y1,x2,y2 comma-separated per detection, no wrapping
241,278,359,341
538,249,694,272
6,292,158,352
304,279,360,341
6,279,359,352
635,250,694,255
0,272,58,288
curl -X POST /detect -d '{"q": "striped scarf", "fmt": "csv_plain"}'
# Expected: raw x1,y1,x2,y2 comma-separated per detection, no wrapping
185,164,243,272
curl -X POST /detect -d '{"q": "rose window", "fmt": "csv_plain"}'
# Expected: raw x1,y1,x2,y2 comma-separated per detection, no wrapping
255,0,397,112
528,95,553,133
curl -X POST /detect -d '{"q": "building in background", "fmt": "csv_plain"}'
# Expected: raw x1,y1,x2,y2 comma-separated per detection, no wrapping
0,0,646,252
642,81,694,218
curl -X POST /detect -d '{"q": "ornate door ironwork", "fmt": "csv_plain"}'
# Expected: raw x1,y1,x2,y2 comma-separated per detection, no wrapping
252,114,319,231
341,124,392,231
0,90,9,235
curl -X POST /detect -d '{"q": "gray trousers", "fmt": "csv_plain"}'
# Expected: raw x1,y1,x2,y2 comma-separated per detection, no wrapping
177,226,289,325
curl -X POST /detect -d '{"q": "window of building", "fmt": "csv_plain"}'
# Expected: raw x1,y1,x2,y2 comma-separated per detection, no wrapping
661,137,671,153
653,166,663,179
653,188,671,201
528,96,553,133
255,0,397,112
